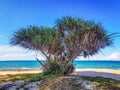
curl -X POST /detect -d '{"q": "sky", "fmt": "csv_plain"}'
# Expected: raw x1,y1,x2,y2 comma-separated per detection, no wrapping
0,0,120,60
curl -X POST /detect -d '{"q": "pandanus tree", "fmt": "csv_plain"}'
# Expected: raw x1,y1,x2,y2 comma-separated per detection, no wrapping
10,16,113,75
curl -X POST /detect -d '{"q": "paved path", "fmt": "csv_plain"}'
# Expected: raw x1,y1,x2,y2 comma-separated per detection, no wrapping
73,71,120,81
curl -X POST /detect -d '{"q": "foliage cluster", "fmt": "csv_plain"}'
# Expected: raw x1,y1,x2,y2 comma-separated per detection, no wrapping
10,16,113,75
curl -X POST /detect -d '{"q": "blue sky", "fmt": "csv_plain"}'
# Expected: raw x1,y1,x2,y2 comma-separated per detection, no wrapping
0,0,120,60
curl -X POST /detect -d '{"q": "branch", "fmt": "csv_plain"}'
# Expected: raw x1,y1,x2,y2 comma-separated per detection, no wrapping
36,58,45,67
40,49,49,59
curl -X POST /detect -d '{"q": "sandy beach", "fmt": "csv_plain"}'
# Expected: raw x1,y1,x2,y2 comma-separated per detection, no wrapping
0,69,120,75
0,69,120,90
75,69,120,74
74,69,120,81
0,69,41,75
0,68,120,81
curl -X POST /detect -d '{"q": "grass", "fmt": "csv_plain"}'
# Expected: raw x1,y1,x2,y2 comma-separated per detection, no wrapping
38,76,83,90
0,73,61,82
38,75,120,90
0,73,120,90
81,76,120,90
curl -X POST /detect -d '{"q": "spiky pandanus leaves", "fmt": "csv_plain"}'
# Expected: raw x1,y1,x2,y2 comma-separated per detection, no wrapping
56,16,112,59
10,26,63,74
80,22,112,57
11,26,40,50
10,26,61,56
55,16,113,75
11,16,114,75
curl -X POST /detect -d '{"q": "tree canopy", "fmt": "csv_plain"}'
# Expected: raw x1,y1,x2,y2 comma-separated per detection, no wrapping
10,16,113,75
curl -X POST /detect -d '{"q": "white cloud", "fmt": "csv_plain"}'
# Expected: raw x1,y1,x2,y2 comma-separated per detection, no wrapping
0,45,120,61
0,53,33,60
0,45,25,53
0,45,45,60
75,52,120,61
75,56,95,60
107,52,120,60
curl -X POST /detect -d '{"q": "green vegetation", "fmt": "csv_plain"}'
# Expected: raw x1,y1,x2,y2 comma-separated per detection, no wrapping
39,75,120,90
10,16,114,75
0,73,61,82
82,76,120,90
1,74,120,90
40,76,120,90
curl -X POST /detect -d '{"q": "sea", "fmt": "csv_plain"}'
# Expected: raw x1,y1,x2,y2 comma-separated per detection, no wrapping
0,60,120,70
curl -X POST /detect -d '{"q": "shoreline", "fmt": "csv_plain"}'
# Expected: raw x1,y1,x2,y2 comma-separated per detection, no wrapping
75,68,120,74
0,68,120,75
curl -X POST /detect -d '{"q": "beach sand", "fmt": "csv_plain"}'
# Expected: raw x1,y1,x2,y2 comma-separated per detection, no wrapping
0,69,120,80
0,69,41,75
75,69,120,74
0,69,120,75
74,69,120,81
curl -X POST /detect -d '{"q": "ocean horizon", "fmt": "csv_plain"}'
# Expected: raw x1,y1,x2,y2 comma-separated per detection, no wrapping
0,60,120,70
